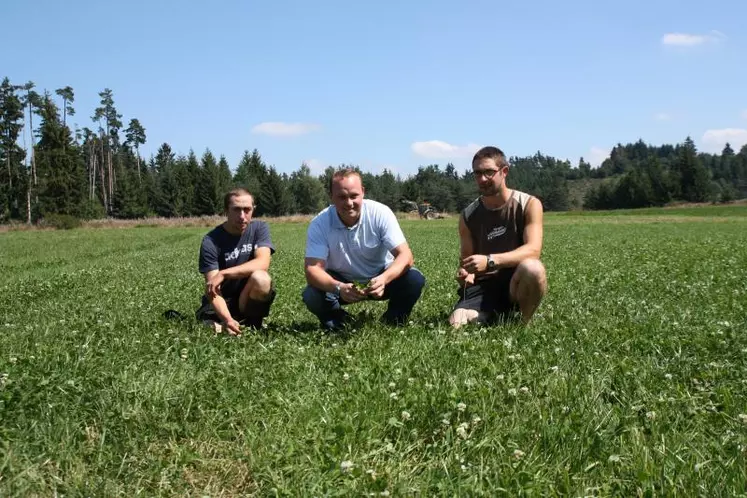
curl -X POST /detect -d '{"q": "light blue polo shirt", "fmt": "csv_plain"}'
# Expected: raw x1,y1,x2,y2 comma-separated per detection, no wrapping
305,199,407,282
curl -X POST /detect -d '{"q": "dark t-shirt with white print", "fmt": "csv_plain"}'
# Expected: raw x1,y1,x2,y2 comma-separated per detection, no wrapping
199,220,275,300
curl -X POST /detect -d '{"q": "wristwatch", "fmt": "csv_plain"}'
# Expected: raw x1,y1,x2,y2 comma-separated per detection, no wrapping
486,255,496,270
333,283,341,296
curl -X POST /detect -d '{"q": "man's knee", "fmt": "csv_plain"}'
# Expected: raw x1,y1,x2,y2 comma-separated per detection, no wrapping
511,258,547,303
302,284,324,309
398,267,426,294
517,259,547,290
246,270,273,300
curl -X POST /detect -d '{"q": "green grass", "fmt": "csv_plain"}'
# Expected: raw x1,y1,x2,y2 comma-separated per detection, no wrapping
1,209,747,496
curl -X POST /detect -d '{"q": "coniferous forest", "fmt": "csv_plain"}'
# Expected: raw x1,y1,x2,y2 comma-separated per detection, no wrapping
1,77,746,224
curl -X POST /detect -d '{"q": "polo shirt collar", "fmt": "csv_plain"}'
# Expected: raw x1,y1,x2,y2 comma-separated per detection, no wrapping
329,203,365,230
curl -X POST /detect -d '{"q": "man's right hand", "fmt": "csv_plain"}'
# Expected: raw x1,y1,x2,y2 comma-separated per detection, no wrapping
339,283,367,303
206,272,225,298
224,318,242,336
456,268,475,286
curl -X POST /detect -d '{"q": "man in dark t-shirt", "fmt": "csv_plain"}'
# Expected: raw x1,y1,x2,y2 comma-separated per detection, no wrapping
196,188,276,335
449,146,548,327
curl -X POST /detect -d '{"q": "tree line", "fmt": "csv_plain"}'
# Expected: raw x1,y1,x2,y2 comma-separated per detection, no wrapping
2,77,746,223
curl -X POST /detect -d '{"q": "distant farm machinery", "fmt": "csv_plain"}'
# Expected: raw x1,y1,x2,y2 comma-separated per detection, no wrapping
400,199,445,219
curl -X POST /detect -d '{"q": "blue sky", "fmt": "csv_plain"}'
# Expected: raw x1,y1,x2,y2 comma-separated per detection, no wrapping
3,0,746,177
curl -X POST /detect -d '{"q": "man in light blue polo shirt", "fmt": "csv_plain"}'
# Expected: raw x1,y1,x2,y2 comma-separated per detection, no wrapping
302,167,426,330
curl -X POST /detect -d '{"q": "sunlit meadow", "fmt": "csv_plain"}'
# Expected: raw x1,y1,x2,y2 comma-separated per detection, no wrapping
1,205,747,496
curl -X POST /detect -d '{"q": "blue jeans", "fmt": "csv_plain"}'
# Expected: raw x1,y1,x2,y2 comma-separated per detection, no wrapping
302,267,426,330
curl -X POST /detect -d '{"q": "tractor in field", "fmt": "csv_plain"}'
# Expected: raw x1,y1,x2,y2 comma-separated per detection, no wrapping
400,199,444,219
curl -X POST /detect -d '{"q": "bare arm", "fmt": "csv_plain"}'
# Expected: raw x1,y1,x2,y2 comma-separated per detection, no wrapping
218,247,271,280
202,269,241,334
492,197,543,268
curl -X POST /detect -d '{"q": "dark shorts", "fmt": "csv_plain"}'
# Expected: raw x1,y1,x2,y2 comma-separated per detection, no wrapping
195,286,276,326
453,270,519,322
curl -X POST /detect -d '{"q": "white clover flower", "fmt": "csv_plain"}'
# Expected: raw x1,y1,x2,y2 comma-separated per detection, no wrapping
389,392,398,400
646,411,656,420
401,411,411,421
180,348,188,360
472,416,482,424
407,377,415,384
345,354,352,360
513,449,525,459
519,387,530,394
441,419,451,426
608,454,621,463
380,491,390,497
664,373,672,380
388,382,396,389
738,414,747,424
9,357,17,364
496,374,505,381
550,365,559,373
343,373,350,381
694,462,705,472
456,424,468,439
457,402,467,412
508,388,518,397
340,460,354,473
395,369,402,376
562,406,570,414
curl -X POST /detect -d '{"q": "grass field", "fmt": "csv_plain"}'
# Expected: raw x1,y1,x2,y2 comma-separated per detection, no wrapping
2,206,747,496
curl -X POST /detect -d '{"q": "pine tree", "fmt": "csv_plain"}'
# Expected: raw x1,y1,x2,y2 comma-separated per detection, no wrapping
259,166,293,216
34,92,85,217
0,78,28,220
677,137,710,202
124,118,146,182
289,163,326,214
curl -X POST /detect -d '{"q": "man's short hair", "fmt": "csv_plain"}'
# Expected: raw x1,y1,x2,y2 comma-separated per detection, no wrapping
330,166,362,193
223,187,253,211
472,146,509,169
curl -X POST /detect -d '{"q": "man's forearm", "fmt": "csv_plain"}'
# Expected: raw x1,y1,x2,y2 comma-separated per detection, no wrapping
306,265,340,293
492,244,541,269
379,252,412,284
208,294,234,323
219,257,269,280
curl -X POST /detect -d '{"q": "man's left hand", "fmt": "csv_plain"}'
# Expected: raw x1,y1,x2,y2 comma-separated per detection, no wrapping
461,255,490,274
365,275,387,299
206,272,225,298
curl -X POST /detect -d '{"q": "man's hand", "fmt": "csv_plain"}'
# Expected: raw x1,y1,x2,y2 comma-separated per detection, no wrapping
456,268,475,286
365,275,387,299
461,255,490,274
224,318,242,336
206,272,225,298
339,283,367,303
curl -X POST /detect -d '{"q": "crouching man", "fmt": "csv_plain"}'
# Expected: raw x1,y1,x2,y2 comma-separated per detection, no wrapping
450,146,547,327
196,188,276,335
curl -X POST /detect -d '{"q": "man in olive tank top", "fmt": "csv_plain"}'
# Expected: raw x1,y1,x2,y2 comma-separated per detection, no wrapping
449,146,547,327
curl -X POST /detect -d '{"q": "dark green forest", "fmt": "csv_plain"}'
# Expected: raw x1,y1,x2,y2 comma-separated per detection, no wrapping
2,78,746,223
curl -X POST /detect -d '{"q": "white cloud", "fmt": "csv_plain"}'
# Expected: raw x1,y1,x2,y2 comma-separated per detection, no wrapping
251,122,321,137
411,140,481,159
587,146,609,168
700,128,747,153
661,30,725,47
654,112,671,121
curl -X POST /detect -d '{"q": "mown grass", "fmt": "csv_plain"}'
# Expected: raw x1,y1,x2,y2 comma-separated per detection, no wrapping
1,209,746,496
